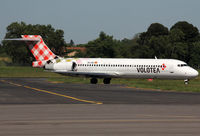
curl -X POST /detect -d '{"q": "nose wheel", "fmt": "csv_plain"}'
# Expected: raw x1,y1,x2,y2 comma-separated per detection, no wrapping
184,79,189,85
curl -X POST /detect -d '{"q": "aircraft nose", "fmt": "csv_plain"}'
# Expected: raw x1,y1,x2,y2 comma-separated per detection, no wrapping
189,69,199,78
194,69,199,77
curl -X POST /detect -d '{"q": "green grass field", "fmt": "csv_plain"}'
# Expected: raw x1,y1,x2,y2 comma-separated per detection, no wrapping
0,66,200,92
0,66,60,77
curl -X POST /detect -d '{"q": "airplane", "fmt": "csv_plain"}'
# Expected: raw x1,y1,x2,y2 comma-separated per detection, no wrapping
5,35,199,85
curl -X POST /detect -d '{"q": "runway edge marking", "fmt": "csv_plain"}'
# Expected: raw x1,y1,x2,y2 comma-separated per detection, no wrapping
0,80,103,104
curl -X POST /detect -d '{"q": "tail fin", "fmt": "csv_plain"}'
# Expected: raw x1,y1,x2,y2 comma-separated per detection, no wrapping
22,35,56,61
21,35,56,67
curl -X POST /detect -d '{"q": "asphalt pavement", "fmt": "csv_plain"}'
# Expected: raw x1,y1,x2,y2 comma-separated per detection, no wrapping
1,78,200,104
0,78,200,136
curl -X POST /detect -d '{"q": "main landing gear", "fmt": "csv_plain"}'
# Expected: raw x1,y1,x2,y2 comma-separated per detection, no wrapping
90,78,111,84
184,79,189,85
90,78,98,84
103,78,111,84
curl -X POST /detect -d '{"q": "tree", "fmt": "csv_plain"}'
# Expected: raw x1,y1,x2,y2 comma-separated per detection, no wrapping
70,39,75,46
137,32,147,45
148,35,171,58
170,21,199,42
119,38,136,58
85,32,121,58
147,23,169,37
169,29,185,43
0,44,2,52
188,42,200,68
170,42,188,60
136,23,170,58
0,44,3,57
119,36,142,58
137,23,169,46
170,21,200,63
3,22,66,65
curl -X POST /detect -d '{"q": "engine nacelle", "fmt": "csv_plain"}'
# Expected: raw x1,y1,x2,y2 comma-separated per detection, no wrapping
45,61,77,71
54,61,73,71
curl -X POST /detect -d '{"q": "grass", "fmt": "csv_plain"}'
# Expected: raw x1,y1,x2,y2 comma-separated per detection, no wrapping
112,78,200,92
0,66,200,92
48,76,200,92
0,66,61,77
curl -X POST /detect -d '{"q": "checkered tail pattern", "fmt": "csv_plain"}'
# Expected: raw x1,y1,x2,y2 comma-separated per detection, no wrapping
21,35,56,67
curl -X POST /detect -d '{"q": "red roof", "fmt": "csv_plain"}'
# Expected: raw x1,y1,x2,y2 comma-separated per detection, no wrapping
66,47,86,52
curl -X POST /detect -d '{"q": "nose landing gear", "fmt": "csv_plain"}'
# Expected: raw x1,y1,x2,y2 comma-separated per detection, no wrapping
184,79,189,85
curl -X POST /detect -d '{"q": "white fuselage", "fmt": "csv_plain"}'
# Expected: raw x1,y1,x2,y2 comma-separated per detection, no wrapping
6,35,198,81
45,58,198,80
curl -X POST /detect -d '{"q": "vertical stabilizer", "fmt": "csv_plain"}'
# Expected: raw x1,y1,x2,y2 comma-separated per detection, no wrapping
21,35,56,67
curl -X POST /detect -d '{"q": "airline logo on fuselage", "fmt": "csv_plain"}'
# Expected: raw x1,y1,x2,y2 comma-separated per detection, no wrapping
137,67,160,73
137,64,166,74
161,63,166,70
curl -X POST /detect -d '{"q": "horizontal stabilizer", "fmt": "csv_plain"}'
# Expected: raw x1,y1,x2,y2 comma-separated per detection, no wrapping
4,38,39,42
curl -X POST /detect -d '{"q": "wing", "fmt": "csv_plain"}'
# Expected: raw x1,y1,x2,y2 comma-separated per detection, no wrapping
51,70,120,78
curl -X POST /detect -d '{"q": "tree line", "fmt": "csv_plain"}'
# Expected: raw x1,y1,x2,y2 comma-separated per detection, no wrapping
80,21,200,68
1,21,200,68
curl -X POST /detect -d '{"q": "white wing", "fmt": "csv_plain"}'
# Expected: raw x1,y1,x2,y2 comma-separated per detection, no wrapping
51,70,120,78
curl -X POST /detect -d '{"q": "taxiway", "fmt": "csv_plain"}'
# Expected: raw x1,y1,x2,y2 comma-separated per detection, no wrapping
0,78,200,136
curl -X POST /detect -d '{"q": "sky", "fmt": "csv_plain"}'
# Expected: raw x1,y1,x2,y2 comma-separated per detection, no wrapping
0,0,200,44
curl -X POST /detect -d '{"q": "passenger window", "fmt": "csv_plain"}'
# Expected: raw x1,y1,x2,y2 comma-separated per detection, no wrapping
182,64,187,67
178,64,188,67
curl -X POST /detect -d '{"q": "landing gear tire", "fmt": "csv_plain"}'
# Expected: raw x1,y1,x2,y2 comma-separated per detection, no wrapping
91,78,98,84
103,78,111,84
184,79,189,85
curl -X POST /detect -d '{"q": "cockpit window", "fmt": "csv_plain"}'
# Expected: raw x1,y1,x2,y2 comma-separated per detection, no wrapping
178,64,188,67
